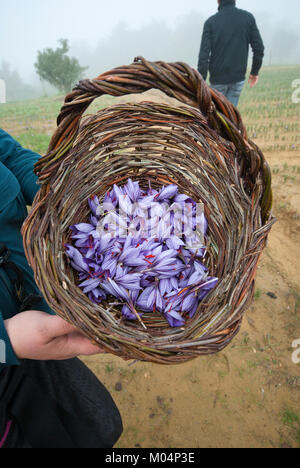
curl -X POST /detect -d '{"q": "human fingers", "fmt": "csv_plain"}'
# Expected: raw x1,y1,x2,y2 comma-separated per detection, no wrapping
51,332,105,359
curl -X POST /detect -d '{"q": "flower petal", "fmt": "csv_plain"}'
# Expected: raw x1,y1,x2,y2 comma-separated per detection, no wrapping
156,184,178,201
65,245,89,273
80,278,102,294
165,309,185,327
73,223,95,233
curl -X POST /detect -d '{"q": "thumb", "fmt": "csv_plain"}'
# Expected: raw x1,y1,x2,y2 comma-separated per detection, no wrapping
58,332,105,357
43,315,79,339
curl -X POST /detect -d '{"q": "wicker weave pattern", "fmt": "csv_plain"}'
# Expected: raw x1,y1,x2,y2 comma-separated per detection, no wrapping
22,58,275,364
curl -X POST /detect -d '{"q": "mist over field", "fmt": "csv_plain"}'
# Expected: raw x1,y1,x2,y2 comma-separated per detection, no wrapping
1,0,300,101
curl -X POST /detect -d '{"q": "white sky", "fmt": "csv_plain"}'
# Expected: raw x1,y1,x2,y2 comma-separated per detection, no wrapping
1,0,300,78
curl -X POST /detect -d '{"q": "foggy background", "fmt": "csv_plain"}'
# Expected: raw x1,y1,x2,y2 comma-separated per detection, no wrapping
1,0,300,101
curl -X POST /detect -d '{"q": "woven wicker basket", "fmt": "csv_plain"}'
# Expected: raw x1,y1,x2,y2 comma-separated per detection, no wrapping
22,57,275,364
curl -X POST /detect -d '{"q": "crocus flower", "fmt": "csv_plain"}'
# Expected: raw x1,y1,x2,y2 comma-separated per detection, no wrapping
155,184,178,202
101,254,118,277
88,288,107,305
121,289,141,320
118,193,133,216
124,178,142,202
122,305,139,321
166,236,185,250
73,223,95,233
137,284,164,312
65,245,89,273
159,278,174,297
101,277,129,302
165,308,185,327
181,292,198,314
88,195,100,217
79,277,103,294
187,267,206,286
114,273,142,291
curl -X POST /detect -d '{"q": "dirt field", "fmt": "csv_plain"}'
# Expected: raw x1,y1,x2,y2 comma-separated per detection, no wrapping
1,66,299,448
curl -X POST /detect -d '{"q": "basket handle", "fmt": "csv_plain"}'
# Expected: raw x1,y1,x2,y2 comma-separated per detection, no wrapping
34,57,272,222
36,57,245,174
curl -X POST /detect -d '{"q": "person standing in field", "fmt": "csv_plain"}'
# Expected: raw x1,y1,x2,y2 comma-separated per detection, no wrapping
197,0,265,107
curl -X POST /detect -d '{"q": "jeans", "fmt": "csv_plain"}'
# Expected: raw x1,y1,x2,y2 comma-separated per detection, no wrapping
211,80,245,107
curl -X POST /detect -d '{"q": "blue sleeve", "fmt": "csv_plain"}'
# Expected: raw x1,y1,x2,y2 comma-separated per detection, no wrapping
0,129,41,206
249,14,265,76
198,20,212,81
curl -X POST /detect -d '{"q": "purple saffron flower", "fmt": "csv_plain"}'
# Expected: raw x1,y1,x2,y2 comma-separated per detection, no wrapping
121,305,137,321
165,308,185,327
187,268,206,286
166,236,185,250
88,195,100,217
115,273,142,291
137,284,164,312
159,278,173,297
71,223,95,233
74,237,90,249
79,277,102,294
90,215,99,227
101,254,118,277
193,278,218,303
148,249,178,277
170,276,180,291
196,277,219,291
141,275,156,288
88,288,107,305
155,184,178,202
101,278,129,302
98,211,127,238
118,193,133,215
124,179,142,202
111,184,124,206
65,245,89,273
98,234,114,253
173,193,190,203
164,290,184,311
103,190,117,208
121,289,142,320
181,292,198,313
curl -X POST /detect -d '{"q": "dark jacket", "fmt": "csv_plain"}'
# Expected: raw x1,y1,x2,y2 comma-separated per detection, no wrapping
0,129,53,374
198,0,265,85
